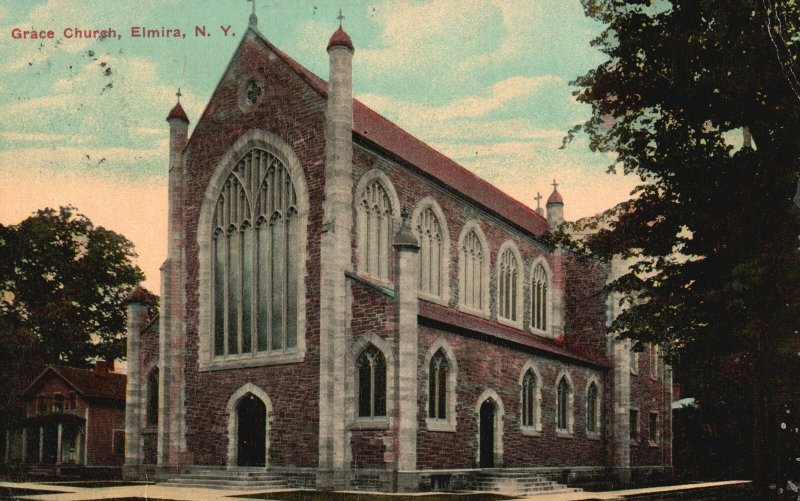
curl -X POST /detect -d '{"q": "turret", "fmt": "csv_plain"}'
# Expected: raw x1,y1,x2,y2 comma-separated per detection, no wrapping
546,180,564,230
318,14,355,486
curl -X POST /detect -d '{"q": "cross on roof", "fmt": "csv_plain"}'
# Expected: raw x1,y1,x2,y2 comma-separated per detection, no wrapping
534,192,543,208
552,179,559,191
337,8,345,26
176,87,182,103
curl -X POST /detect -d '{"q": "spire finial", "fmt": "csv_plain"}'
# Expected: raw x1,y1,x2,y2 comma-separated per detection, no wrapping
535,192,543,209
552,179,559,191
337,8,345,27
247,0,258,27
176,87,182,103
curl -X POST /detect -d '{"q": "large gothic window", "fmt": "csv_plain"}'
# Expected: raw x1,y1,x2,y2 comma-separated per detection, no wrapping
212,148,299,358
460,230,485,311
498,247,519,322
416,207,444,298
357,344,386,418
428,349,449,420
531,263,549,332
358,180,393,281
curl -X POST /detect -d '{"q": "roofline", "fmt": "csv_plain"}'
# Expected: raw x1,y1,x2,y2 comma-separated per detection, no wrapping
351,133,554,248
418,313,611,370
21,365,83,398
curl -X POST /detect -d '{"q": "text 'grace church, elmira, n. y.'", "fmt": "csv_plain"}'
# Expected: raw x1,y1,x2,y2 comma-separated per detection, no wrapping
122,8,673,494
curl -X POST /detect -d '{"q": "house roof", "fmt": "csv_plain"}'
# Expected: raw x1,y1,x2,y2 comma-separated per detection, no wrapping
418,300,610,368
252,29,551,238
22,365,127,401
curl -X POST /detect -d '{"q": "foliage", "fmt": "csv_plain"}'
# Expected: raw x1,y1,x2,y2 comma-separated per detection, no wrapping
565,0,800,487
0,206,156,429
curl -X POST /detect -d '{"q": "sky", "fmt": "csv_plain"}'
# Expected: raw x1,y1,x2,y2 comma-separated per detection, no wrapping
0,0,639,292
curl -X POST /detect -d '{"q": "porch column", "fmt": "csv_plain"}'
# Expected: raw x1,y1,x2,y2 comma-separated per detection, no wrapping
4,429,9,462
38,426,44,463
56,423,63,464
76,430,82,465
21,428,27,463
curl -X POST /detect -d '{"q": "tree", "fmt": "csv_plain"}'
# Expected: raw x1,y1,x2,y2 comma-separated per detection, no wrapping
563,0,800,491
0,206,155,436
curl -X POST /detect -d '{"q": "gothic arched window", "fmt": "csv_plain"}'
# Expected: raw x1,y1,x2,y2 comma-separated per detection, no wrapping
416,207,444,297
531,263,549,332
556,375,573,433
460,230,485,311
587,381,600,434
357,344,386,418
521,369,536,427
428,349,450,420
498,247,519,322
211,148,299,358
358,179,393,281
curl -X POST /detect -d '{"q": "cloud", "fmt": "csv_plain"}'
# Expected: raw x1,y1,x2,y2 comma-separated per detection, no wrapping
1,131,90,143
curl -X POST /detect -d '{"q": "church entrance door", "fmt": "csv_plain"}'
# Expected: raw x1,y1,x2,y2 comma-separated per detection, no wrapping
479,399,495,468
237,394,266,467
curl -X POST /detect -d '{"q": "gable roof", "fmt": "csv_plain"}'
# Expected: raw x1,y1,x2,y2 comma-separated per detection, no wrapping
22,365,127,401
248,29,551,238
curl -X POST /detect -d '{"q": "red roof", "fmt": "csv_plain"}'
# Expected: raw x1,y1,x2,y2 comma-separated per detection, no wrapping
166,102,189,123
419,300,610,368
255,32,551,238
547,188,563,205
22,365,127,400
327,26,354,51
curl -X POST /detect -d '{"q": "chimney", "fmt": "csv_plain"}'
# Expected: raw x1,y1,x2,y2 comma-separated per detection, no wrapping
96,360,109,376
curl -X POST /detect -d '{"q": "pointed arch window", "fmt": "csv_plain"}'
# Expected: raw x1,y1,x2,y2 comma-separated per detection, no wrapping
531,263,549,332
498,248,519,322
428,349,450,420
587,381,600,434
556,376,574,433
461,230,484,311
357,345,386,418
211,148,299,359
416,207,444,297
521,369,536,427
358,180,393,281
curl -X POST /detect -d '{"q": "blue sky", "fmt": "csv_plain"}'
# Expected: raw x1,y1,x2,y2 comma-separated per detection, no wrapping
0,0,638,290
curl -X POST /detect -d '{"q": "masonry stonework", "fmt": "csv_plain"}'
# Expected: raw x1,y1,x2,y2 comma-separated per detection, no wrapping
123,16,672,492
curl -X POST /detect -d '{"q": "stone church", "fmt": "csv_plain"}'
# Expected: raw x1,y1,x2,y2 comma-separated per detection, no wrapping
123,11,672,492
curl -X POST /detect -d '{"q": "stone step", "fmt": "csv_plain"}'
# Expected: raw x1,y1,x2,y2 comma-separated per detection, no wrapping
165,478,287,489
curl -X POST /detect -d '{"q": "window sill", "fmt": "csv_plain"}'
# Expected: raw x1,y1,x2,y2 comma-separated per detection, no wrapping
528,327,552,338
199,349,305,371
556,429,574,438
425,418,456,433
418,291,448,307
520,426,542,437
586,431,602,440
630,439,640,446
648,440,660,447
351,417,390,430
458,304,489,319
497,316,523,330
630,370,639,376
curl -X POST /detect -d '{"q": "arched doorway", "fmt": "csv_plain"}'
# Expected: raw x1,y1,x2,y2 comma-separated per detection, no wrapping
237,393,266,467
479,399,496,468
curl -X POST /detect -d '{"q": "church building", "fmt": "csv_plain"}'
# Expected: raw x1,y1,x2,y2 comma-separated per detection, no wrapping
123,10,672,493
